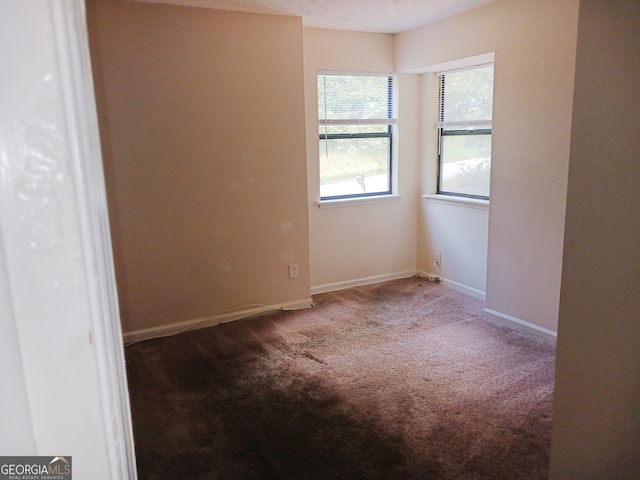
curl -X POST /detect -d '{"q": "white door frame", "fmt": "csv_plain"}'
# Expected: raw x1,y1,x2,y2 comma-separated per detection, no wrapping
0,1,136,478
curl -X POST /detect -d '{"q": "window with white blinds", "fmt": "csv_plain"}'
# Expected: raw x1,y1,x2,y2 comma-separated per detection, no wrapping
318,72,395,200
438,64,494,198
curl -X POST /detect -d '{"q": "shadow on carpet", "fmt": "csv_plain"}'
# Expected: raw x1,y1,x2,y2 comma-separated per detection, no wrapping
125,277,556,479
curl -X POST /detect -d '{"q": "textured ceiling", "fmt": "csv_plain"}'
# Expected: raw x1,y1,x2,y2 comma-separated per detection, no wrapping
130,0,498,34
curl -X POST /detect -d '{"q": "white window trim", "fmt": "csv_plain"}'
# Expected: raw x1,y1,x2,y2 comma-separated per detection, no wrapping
316,194,403,209
422,194,489,210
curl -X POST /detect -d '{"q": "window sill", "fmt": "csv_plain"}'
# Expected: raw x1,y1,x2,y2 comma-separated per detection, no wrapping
316,194,403,209
422,194,489,210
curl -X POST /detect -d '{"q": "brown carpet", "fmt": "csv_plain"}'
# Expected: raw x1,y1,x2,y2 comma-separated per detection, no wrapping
125,277,556,479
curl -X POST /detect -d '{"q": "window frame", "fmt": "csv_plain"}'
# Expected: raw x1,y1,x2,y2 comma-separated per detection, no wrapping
436,63,494,200
317,71,396,201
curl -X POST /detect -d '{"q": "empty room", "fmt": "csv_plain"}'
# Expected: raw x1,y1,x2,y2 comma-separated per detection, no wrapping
1,0,638,479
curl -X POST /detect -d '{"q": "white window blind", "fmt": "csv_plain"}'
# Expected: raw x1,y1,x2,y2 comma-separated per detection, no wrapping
318,73,396,126
438,64,494,129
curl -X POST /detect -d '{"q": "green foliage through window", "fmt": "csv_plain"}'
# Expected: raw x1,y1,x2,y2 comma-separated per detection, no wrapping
438,64,494,198
318,73,395,199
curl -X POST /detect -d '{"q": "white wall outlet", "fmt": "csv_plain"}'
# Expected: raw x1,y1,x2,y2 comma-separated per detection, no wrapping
435,253,442,266
289,263,299,279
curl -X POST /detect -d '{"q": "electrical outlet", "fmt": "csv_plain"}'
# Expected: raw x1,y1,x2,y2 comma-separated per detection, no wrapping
289,264,299,279
435,253,442,266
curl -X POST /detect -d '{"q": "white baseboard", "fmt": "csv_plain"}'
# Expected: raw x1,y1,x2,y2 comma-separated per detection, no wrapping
441,278,486,301
415,270,486,301
483,308,557,344
311,270,416,295
123,298,314,345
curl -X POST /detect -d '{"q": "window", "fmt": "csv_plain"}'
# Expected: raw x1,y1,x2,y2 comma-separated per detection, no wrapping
318,72,395,200
438,64,494,199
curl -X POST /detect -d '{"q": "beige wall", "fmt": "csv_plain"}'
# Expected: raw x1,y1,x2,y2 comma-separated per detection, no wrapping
417,67,489,298
303,28,419,291
88,0,580,338
395,0,579,332
550,0,640,476
88,0,310,334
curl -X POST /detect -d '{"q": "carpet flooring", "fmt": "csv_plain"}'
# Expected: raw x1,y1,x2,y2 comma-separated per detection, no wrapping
125,277,556,479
